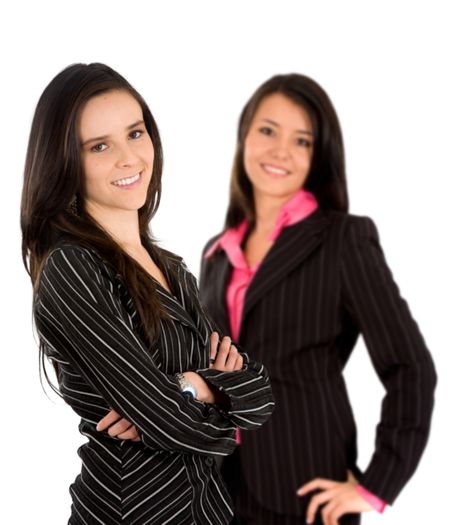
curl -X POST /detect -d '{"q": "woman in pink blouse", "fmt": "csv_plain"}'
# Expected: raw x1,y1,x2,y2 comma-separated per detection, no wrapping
199,74,436,525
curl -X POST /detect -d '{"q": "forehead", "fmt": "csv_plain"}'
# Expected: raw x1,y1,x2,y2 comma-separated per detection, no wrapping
253,93,311,129
78,90,143,138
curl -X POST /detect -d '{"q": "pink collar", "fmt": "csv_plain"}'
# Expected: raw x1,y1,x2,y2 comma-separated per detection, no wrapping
205,189,318,268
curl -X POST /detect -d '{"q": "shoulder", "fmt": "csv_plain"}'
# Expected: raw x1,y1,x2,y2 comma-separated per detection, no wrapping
322,209,375,228
322,210,379,241
157,246,183,267
40,243,116,291
44,243,108,272
46,243,100,262
201,231,225,257
36,243,125,317
326,213,384,271
155,245,199,290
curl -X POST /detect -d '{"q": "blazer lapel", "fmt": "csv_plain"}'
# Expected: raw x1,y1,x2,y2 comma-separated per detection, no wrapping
156,256,201,334
242,208,330,324
203,251,233,336
155,285,199,332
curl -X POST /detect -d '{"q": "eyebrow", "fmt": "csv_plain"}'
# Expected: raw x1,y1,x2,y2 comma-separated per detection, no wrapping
81,120,145,146
261,118,314,136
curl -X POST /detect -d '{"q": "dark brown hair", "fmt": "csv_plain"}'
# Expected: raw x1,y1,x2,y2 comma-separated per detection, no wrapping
21,63,169,386
226,73,349,228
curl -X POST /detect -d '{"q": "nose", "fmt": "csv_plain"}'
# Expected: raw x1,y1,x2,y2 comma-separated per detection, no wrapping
270,136,289,160
115,141,139,168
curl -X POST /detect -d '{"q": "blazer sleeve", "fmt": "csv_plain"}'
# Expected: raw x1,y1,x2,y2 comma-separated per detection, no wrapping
340,216,437,504
196,352,275,430
183,263,275,430
35,245,240,457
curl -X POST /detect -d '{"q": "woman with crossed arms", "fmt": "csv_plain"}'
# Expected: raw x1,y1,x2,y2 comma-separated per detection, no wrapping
21,63,274,524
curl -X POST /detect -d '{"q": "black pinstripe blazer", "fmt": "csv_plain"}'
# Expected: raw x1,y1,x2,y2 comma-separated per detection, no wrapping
199,208,436,516
35,244,274,524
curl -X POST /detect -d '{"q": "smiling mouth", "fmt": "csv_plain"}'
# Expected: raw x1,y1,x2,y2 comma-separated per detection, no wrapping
261,164,290,177
112,172,142,187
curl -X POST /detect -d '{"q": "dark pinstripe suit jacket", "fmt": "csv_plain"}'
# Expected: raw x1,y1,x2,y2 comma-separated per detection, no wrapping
35,244,274,524
199,208,436,516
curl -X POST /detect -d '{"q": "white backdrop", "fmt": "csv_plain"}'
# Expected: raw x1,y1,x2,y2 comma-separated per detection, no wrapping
1,1,448,523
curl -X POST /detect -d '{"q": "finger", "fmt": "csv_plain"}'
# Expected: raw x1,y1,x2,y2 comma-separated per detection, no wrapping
97,409,122,431
209,332,220,365
108,418,134,438
298,478,338,495
306,488,339,524
233,354,244,371
322,500,347,525
117,425,140,441
224,345,239,371
321,500,341,525
214,336,232,369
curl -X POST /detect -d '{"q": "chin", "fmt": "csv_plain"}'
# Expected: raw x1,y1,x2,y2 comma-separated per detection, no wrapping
257,183,299,199
123,192,149,209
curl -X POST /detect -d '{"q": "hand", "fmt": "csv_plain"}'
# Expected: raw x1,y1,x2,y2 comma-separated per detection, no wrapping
96,409,141,441
209,332,243,372
297,471,373,525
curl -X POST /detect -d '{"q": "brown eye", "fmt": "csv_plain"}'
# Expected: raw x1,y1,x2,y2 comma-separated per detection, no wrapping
297,137,312,147
91,143,107,153
259,126,274,136
129,129,144,139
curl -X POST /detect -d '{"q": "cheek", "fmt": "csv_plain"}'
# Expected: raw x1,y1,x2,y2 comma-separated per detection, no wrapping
243,151,256,181
82,159,109,196
142,137,155,167
294,150,313,174
243,138,262,173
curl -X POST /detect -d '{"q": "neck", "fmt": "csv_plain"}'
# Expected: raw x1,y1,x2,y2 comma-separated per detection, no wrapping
85,202,142,250
253,191,294,235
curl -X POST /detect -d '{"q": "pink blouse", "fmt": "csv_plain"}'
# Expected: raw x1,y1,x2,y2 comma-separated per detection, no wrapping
205,189,386,513
205,189,319,340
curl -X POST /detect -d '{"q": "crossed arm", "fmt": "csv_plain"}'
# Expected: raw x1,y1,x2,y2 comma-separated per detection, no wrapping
36,246,274,457
97,332,244,439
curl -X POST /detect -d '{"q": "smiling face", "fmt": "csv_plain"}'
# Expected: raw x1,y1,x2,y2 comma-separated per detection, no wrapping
78,89,154,218
243,93,314,203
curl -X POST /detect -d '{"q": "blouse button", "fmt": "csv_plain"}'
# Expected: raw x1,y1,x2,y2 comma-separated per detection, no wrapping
205,457,214,467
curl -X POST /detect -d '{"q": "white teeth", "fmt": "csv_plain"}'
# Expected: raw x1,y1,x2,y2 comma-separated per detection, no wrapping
112,173,141,186
263,164,288,175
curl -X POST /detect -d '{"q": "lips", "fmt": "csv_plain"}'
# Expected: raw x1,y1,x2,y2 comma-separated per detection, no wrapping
261,164,290,177
112,172,142,187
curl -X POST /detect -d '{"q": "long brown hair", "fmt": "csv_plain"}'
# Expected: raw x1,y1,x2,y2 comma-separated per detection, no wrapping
226,74,349,229
21,63,169,382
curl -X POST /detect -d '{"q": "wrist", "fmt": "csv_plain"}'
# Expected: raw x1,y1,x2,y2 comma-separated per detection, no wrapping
356,484,386,513
175,372,198,399
182,372,215,403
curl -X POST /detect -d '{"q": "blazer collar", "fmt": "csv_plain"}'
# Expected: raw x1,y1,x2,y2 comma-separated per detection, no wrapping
204,208,330,337
241,208,330,325
157,257,203,336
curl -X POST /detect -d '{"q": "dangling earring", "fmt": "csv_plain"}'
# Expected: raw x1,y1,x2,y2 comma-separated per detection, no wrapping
67,194,79,216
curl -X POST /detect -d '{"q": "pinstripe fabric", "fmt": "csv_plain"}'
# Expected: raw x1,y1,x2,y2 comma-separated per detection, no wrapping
34,244,274,524
200,209,436,519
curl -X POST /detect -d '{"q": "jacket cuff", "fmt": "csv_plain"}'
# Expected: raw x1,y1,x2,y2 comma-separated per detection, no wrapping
195,367,273,414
